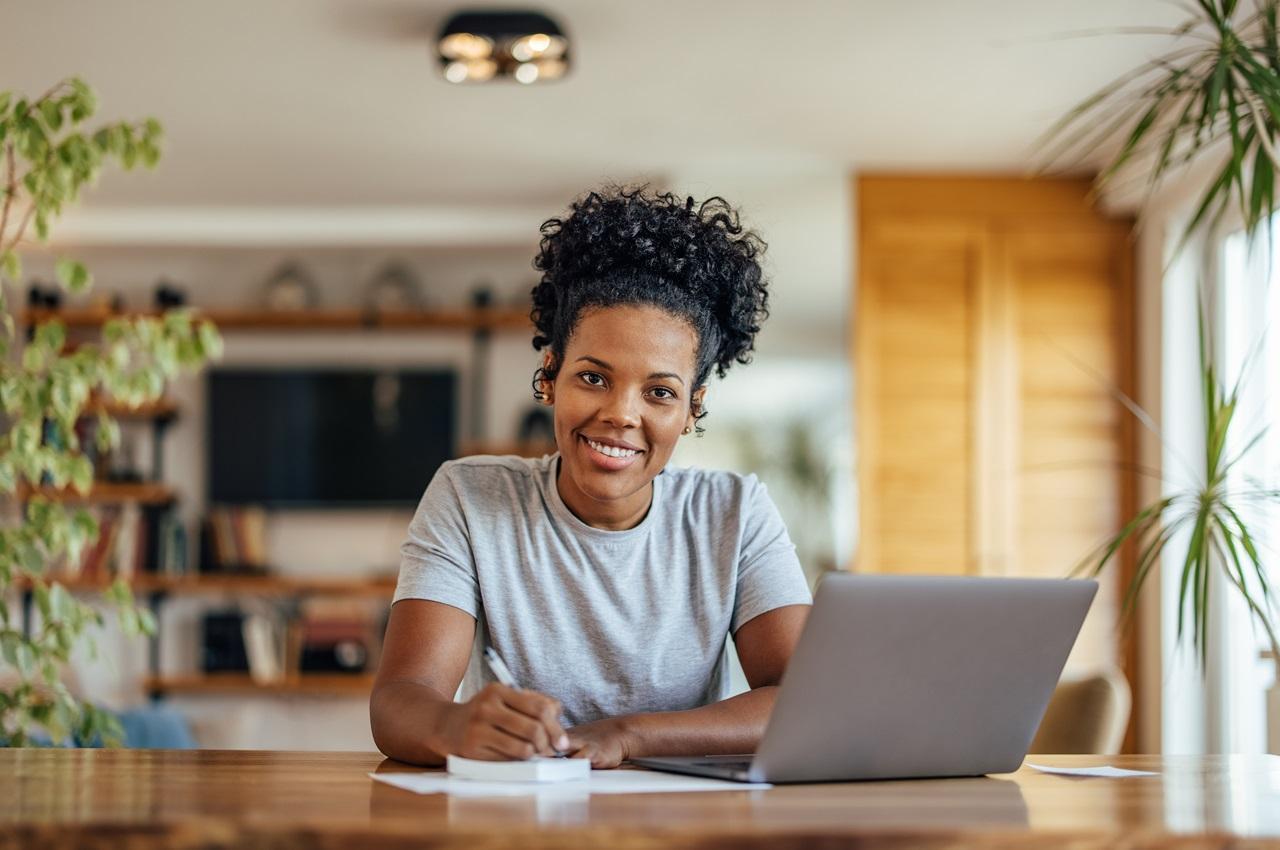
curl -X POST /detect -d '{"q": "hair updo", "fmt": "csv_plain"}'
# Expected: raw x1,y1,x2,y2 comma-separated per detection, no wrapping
530,185,770,408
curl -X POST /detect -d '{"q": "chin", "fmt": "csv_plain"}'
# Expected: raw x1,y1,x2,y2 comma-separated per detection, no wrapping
570,463,645,502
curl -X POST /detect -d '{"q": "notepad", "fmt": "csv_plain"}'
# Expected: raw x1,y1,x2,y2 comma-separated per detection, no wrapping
1025,763,1157,778
446,755,591,783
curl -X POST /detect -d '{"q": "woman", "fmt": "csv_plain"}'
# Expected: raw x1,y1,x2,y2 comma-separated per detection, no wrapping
370,186,812,768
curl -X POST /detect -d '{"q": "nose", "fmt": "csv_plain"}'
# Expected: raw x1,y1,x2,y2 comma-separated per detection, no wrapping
598,388,641,430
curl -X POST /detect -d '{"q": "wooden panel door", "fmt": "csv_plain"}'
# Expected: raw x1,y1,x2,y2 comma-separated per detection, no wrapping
857,223,985,575
1008,229,1129,670
855,176,1136,679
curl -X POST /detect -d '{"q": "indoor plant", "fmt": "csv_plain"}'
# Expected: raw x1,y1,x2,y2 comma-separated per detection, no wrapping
0,78,221,746
1042,0,1280,668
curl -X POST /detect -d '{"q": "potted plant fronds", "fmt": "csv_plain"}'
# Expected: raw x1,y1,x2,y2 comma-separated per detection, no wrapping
1040,0,1280,247
1075,311,1280,668
0,78,222,746
1042,0,1280,671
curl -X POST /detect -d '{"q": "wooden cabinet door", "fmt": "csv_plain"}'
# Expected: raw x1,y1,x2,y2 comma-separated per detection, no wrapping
855,176,1134,675
857,222,986,575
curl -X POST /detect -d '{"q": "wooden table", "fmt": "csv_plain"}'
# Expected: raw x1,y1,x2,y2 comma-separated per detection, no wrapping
2,750,1279,849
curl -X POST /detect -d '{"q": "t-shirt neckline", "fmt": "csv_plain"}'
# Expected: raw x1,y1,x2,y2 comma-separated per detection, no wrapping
544,453,662,543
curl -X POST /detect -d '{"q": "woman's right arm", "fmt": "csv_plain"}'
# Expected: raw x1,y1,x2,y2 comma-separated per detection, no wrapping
370,598,569,765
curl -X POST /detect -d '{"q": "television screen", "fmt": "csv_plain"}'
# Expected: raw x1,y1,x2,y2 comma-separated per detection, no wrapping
208,368,456,507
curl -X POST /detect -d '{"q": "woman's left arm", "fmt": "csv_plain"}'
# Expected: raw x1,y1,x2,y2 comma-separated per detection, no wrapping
565,604,810,767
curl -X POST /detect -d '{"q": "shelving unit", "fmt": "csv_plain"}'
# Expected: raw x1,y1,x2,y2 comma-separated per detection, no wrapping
14,304,545,701
25,574,397,597
143,673,376,696
21,305,533,332
18,481,178,506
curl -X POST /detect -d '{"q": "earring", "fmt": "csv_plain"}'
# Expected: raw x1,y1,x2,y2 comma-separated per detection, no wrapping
531,366,551,403
682,426,692,435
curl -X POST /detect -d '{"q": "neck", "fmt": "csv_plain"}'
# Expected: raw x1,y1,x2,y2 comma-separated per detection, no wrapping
555,463,653,531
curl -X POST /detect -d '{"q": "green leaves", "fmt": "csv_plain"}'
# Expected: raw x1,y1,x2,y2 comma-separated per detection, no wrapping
0,79,216,750
1082,300,1280,669
0,251,19,282
1038,1,1280,248
54,258,92,294
1,77,162,255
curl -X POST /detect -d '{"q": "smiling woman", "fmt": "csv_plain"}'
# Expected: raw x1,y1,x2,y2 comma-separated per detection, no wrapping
370,186,812,768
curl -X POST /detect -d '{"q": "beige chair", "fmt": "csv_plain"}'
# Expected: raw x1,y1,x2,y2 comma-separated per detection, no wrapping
1028,668,1131,755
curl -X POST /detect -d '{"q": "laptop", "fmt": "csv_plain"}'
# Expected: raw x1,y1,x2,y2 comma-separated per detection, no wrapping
629,573,1097,783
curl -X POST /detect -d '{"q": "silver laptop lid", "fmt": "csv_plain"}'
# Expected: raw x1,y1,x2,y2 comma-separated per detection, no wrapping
751,574,1097,783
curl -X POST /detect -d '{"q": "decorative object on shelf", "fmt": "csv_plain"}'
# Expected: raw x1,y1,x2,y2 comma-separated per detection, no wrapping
298,597,377,675
201,610,250,674
363,261,424,314
104,431,144,484
153,279,187,309
436,10,570,85
516,405,554,447
1041,1,1280,670
261,262,320,311
26,282,62,311
470,283,494,309
0,77,223,748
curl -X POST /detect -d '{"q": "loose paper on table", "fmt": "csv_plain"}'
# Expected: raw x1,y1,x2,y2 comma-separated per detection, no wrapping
371,768,771,797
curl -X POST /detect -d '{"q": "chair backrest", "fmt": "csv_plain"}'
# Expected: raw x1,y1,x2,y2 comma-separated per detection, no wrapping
1028,668,1131,755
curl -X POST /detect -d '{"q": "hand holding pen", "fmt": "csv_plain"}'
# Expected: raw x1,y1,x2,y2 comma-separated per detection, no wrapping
436,646,569,761
483,647,570,757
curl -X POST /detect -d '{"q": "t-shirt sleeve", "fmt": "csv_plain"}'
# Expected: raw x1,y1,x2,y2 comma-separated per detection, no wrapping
732,476,813,634
393,462,482,618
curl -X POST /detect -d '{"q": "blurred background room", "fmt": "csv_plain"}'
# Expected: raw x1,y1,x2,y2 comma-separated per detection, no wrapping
2,1,1277,758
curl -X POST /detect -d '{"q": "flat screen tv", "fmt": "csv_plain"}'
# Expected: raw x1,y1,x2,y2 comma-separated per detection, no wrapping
208,368,456,507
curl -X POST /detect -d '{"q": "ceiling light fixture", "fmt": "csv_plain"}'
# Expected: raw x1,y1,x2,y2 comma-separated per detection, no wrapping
436,11,570,84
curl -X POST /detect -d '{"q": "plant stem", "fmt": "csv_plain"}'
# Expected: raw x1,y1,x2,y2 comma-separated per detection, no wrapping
0,141,14,250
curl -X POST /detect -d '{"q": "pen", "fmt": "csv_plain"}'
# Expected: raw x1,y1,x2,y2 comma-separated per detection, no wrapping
483,646,569,757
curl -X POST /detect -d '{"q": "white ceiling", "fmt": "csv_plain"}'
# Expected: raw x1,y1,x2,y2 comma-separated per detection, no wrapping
3,0,1187,212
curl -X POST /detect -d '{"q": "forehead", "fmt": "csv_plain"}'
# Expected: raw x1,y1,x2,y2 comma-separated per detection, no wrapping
565,304,698,376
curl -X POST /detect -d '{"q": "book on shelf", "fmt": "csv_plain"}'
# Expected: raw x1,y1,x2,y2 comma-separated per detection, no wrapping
202,506,269,573
242,610,285,684
56,503,147,582
156,512,189,577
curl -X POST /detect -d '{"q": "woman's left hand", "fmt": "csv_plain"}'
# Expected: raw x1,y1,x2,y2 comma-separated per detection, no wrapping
564,718,633,769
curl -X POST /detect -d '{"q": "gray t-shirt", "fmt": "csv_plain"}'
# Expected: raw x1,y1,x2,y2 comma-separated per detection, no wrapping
393,453,812,727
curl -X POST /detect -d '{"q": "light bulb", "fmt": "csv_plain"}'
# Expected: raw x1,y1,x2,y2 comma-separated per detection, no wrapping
510,32,566,62
439,32,494,60
443,58,497,83
514,62,539,84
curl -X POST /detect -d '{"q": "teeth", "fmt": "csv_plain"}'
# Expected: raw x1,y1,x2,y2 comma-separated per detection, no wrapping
587,439,639,459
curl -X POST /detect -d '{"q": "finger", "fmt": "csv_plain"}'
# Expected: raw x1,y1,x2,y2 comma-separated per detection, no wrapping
490,707,552,755
478,728,539,761
501,688,569,751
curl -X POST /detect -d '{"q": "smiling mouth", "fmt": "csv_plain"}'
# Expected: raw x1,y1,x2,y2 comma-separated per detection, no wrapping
577,435,645,471
583,437,642,459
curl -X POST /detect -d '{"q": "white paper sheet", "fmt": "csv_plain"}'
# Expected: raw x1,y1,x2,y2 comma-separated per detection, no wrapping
371,768,771,796
1025,762,1157,778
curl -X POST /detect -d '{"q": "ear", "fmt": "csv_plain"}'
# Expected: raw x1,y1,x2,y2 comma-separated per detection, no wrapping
685,386,707,433
537,352,558,405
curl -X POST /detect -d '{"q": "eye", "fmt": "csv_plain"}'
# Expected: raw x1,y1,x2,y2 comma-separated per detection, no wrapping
578,371,605,387
649,386,677,401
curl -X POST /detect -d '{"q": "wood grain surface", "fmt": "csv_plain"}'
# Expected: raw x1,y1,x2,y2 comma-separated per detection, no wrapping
1,750,1278,849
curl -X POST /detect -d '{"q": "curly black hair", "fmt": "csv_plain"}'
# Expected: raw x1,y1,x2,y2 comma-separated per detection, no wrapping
530,185,770,425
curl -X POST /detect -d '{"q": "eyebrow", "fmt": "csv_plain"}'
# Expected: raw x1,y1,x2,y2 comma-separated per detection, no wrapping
574,355,686,386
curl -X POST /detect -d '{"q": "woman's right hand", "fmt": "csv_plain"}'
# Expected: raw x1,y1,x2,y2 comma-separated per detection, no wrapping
438,682,570,760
